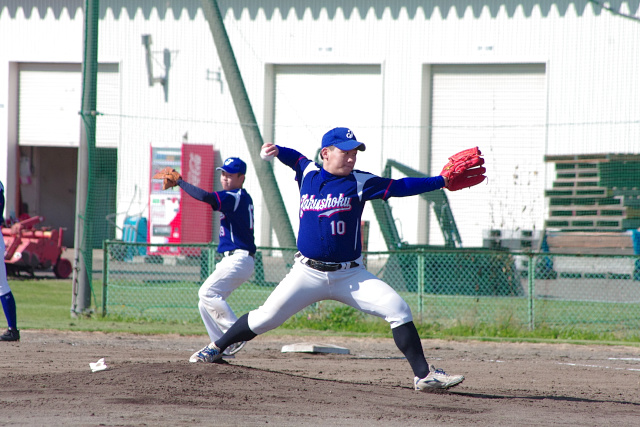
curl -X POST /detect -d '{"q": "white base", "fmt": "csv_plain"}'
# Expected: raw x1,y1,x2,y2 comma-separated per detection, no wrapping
281,342,350,355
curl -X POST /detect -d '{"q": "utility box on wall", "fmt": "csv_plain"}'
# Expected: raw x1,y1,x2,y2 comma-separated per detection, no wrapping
149,144,214,256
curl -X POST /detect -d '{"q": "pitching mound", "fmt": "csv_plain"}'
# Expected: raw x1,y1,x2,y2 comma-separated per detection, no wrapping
1,331,638,425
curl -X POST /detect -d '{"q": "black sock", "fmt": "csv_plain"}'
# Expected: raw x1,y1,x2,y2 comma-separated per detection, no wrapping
392,321,429,379
214,313,257,352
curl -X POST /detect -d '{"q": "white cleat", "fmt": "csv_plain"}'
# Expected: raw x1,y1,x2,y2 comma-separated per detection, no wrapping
223,341,246,356
189,343,223,363
414,365,465,391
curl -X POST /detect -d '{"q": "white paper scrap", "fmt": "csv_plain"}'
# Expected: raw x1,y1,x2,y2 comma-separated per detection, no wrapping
89,358,108,372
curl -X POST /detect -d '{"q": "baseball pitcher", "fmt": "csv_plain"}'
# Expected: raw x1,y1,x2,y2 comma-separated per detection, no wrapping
190,128,485,391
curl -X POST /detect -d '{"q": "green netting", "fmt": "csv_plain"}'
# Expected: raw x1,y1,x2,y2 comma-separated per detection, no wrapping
103,242,640,336
45,2,640,330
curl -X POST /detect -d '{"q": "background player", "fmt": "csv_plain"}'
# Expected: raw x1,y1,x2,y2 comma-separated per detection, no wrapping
190,128,485,391
0,180,20,342
156,157,256,360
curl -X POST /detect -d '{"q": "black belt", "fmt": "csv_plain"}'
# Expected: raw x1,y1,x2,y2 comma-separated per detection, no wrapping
224,250,255,258
295,252,359,272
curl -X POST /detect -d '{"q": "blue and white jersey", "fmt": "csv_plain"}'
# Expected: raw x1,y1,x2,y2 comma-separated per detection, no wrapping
178,180,256,254
277,147,445,263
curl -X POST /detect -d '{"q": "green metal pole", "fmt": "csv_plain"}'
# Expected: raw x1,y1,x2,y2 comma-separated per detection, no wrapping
71,0,99,317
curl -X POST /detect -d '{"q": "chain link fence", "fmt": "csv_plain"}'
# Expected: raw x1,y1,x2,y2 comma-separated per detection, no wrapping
102,241,640,337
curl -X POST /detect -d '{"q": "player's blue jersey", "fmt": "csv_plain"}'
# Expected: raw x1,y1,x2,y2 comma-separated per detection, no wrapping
277,147,445,262
178,180,256,254
0,181,4,224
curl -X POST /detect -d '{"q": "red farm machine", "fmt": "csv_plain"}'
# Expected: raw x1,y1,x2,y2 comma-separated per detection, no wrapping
2,215,72,278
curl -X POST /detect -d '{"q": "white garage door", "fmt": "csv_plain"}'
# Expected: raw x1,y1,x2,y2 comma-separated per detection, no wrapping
19,62,120,148
271,64,383,240
429,63,547,247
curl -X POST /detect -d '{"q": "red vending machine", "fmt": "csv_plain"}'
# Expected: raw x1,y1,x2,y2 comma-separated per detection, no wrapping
149,144,214,256
179,144,215,254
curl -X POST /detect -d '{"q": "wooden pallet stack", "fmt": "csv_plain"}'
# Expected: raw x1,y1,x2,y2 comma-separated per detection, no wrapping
543,231,635,255
544,153,640,232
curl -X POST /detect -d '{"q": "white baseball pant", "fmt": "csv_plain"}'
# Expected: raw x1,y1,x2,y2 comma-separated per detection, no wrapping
247,256,413,334
0,238,11,296
198,250,255,342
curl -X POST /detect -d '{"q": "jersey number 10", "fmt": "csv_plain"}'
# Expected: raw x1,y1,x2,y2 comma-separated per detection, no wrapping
330,220,346,235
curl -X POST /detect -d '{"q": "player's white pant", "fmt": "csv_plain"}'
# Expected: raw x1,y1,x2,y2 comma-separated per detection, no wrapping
248,257,413,334
198,251,254,342
0,238,11,296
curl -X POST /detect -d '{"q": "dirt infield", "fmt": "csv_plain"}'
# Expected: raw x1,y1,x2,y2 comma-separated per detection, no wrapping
1,330,638,426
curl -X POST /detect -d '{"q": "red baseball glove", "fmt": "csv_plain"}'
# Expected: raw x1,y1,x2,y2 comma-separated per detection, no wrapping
152,167,181,190
440,147,486,191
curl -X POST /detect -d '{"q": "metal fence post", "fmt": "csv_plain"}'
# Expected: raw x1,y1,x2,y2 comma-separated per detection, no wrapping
209,242,216,274
102,240,108,317
528,253,534,330
418,251,425,322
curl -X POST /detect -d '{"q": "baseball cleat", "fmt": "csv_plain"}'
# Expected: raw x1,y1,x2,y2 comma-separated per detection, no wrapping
414,365,464,391
189,343,223,363
223,341,246,356
0,328,20,342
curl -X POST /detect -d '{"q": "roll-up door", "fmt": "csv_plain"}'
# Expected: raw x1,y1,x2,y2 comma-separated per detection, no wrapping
18,62,120,148
429,63,547,247
271,64,383,241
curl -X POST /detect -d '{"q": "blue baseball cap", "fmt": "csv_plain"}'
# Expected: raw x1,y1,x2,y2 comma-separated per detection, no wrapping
321,127,366,152
217,157,247,175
